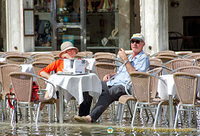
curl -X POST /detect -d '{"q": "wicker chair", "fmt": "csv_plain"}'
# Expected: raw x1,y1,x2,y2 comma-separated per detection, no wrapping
95,62,117,80
155,56,175,64
74,51,93,58
95,55,123,66
31,57,54,64
116,67,163,125
32,61,50,92
9,72,57,124
184,53,200,59
148,58,162,70
170,66,200,74
94,52,116,59
0,62,8,66
151,50,175,57
51,51,60,57
173,72,200,128
31,53,54,59
163,59,195,74
5,55,28,64
0,93,5,121
0,64,21,98
195,57,200,65
95,56,116,64
130,71,168,128
0,64,21,119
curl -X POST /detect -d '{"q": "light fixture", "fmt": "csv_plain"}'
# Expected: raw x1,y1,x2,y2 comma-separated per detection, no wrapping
170,0,179,8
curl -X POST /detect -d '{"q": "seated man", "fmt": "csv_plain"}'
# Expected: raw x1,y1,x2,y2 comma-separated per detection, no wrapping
74,33,150,122
39,41,92,116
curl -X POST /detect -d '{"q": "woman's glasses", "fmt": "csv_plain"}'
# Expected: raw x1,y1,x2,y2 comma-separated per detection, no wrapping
131,40,140,44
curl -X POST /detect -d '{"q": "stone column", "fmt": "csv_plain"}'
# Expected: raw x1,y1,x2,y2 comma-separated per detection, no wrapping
140,0,168,55
6,0,35,52
118,0,131,50
6,0,24,52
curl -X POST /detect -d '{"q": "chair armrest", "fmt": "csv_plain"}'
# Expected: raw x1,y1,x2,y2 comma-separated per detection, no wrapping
32,73,56,98
125,80,132,96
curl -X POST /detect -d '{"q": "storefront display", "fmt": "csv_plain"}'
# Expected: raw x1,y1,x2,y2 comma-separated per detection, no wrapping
34,0,119,53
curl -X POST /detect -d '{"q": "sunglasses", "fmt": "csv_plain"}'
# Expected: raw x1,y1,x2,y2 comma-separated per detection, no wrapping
131,40,140,44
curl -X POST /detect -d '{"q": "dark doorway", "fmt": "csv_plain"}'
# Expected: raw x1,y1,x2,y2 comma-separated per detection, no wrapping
182,16,200,51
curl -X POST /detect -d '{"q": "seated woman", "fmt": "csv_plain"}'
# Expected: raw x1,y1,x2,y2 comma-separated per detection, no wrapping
39,41,93,117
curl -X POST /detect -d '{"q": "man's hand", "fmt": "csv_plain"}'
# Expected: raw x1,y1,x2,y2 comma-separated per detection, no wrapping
118,48,128,62
103,73,116,81
103,74,111,81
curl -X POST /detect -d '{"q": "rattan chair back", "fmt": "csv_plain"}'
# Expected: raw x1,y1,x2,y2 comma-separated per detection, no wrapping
171,66,200,74
9,72,33,102
148,67,163,99
0,64,21,97
32,61,49,89
173,72,198,104
5,55,28,64
95,62,116,80
149,58,162,70
130,72,151,103
94,52,116,59
32,57,54,64
155,56,174,64
164,59,195,73
75,51,93,58
185,53,200,59
32,53,54,59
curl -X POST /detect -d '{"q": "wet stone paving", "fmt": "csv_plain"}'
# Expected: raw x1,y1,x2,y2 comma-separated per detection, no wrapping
1,102,200,135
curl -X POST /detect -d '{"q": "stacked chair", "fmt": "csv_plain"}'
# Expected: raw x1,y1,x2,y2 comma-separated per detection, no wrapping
74,51,93,58
5,55,28,64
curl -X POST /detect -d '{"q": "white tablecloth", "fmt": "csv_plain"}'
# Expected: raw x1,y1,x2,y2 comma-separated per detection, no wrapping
157,75,176,100
20,64,34,73
85,58,96,73
0,58,6,62
46,73,102,104
157,74,200,100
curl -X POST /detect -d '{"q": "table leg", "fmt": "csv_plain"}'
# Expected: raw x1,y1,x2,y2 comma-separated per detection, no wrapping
59,88,63,123
169,95,173,128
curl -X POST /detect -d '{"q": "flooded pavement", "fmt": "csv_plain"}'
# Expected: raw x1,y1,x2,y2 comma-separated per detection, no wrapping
0,121,199,136
1,104,200,135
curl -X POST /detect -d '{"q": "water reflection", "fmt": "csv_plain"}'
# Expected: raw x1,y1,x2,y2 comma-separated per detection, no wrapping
0,121,199,136
1,105,200,135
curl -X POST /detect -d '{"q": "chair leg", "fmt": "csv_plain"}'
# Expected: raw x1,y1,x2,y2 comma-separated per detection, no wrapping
54,103,59,122
119,104,125,126
1,100,5,121
174,104,180,129
48,104,52,123
131,102,138,128
29,104,33,123
3,99,7,119
193,108,197,127
116,103,122,122
153,102,162,128
36,102,41,124
126,102,133,119
11,108,15,126
188,107,192,127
